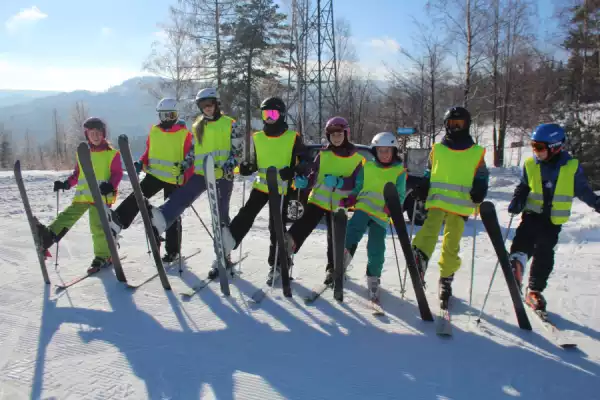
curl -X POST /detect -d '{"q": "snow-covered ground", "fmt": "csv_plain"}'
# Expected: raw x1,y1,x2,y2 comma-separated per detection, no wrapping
1,152,599,399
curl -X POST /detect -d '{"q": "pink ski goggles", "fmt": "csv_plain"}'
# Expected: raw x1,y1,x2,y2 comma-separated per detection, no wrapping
262,109,280,121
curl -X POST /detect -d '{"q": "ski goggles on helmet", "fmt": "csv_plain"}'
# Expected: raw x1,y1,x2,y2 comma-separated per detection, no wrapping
325,124,346,134
445,119,467,130
262,109,281,121
159,111,178,121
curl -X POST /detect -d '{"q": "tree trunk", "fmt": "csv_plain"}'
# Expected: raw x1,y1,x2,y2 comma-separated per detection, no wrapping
215,0,222,88
244,54,253,160
492,0,500,167
464,0,472,107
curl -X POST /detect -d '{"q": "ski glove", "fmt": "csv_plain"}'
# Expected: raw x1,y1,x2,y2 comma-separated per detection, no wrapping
324,174,344,189
239,161,257,177
99,182,115,196
214,167,224,180
134,161,143,175
508,183,530,215
295,175,308,189
279,166,295,181
53,180,70,192
339,195,357,208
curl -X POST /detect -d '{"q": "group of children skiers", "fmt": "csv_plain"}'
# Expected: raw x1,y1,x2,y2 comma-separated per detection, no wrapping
30,91,600,312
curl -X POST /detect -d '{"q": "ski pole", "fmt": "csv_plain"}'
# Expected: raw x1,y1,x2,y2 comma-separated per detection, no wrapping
176,172,183,276
54,190,60,270
468,209,478,313
401,194,419,298
190,205,214,241
389,221,405,295
476,213,515,324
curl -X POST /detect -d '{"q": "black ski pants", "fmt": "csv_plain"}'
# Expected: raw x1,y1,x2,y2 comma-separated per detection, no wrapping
509,211,562,292
287,202,334,271
115,173,182,255
228,188,290,266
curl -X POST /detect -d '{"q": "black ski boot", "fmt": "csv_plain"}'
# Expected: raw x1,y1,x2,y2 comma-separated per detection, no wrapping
33,217,57,251
412,246,429,287
323,267,334,286
87,257,109,274
161,252,180,263
525,289,547,313
439,273,454,310
207,257,234,280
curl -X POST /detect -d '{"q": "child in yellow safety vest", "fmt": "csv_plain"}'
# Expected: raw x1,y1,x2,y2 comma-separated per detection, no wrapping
411,106,489,310
339,132,407,304
283,116,365,285
33,117,124,274
507,123,600,312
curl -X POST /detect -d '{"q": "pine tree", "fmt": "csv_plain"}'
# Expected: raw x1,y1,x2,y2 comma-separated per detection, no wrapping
221,0,290,158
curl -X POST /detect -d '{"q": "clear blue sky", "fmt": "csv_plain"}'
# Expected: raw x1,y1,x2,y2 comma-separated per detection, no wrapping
0,0,559,92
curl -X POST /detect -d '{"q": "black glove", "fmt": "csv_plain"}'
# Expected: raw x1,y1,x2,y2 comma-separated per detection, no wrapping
414,179,430,201
239,161,257,176
99,182,115,196
508,183,530,215
279,166,294,181
53,180,70,192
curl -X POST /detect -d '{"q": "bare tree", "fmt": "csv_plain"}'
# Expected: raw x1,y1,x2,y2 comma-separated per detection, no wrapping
0,124,14,170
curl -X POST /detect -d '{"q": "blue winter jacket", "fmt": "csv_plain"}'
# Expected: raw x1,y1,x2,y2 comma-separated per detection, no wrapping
520,151,598,211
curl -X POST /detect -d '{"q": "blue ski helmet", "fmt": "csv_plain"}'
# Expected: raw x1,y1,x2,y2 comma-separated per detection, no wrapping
531,123,566,157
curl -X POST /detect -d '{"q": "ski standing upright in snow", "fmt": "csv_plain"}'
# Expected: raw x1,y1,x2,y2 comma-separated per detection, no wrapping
331,208,347,302
118,134,171,290
479,201,531,330
14,160,51,284
77,142,128,283
383,182,433,322
203,153,231,296
266,166,292,298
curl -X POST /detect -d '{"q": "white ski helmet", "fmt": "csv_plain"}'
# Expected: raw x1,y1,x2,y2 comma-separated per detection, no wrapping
196,87,219,102
156,98,178,112
371,132,399,148
156,98,178,122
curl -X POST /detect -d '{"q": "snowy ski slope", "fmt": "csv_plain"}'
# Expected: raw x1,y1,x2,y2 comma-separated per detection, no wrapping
0,141,599,399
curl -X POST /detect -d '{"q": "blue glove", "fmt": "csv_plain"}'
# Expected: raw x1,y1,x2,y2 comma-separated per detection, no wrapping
324,174,343,189
295,176,308,189
134,161,143,175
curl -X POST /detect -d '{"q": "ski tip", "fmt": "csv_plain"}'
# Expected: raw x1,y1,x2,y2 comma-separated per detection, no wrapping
77,141,90,152
14,159,20,170
118,134,129,142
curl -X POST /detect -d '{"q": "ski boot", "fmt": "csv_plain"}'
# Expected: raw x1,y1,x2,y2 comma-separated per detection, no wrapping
33,218,57,252
266,264,281,286
438,273,454,310
525,289,547,313
367,275,381,303
508,252,527,291
87,257,110,274
207,256,234,280
161,252,180,263
412,246,429,287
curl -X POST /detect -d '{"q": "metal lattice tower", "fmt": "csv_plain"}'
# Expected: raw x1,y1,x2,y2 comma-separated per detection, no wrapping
286,0,338,143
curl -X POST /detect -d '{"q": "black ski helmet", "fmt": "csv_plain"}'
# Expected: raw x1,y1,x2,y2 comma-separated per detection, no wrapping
260,97,286,114
83,117,107,138
443,106,471,133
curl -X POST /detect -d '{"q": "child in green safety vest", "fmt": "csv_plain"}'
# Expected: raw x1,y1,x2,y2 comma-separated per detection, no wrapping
411,106,489,310
507,123,600,312
33,117,124,274
339,132,407,304
283,116,365,285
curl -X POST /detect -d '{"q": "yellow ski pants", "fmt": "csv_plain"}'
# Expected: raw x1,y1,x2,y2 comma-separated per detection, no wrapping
411,208,466,278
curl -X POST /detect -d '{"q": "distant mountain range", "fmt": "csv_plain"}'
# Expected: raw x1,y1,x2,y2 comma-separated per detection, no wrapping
0,77,170,150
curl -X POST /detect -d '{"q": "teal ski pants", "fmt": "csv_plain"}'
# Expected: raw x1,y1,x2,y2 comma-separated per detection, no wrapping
345,210,387,277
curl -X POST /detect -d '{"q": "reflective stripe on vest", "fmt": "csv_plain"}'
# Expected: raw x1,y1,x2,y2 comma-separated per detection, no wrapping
308,150,365,211
73,149,118,205
523,157,578,224
425,143,485,216
252,130,297,194
193,115,235,176
146,125,189,184
355,161,406,224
